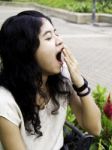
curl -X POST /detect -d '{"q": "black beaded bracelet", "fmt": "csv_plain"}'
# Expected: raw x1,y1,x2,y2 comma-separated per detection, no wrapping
72,77,91,97
77,87,91,97
72,78,88,92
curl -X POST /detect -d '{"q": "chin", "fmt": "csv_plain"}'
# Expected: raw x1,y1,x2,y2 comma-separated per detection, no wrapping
55,68,61,74
50,69,61,75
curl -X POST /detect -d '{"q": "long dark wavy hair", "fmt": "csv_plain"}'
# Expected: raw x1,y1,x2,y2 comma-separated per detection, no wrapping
0,10,71,137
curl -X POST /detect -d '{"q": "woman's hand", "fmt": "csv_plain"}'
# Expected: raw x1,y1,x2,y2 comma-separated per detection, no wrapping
63,46,84,87
63,46,102,136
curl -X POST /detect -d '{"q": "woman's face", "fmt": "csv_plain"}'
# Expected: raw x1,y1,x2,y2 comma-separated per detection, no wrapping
35,18,64,75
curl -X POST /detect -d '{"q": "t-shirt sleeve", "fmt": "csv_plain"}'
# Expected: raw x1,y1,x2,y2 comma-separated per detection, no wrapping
0,87,22,127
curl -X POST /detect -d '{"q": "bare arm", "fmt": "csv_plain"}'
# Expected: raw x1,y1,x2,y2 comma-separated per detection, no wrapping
63,47,102,136
0,117,26,150
69,89,101,136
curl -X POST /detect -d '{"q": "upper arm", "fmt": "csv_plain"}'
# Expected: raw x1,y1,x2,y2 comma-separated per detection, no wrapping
0,117,26,150
0,88,26,150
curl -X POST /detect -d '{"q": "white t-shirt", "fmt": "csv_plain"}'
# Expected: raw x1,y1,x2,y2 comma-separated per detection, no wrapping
0,86,68,150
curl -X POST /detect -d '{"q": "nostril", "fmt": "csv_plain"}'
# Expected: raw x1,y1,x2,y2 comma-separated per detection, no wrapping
56,37,63,46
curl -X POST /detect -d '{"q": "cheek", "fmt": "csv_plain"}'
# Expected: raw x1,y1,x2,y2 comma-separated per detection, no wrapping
37,42,55,61
35,48,55,68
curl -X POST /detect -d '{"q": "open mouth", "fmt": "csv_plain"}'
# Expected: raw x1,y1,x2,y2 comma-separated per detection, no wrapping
56,51,62,62
56,48,64,63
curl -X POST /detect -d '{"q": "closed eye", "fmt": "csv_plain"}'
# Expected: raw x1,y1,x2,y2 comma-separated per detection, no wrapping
45,37,52,40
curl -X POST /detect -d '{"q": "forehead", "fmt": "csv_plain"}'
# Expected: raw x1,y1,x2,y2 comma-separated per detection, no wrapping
40,18,54,35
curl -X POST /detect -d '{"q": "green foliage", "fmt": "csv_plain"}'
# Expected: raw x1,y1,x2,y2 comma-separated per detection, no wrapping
13,0,112,14
96,1,112,14
92,84,107,112
66,84,112,149
71,2,92,13
36,0,112,14
35,0,68,8
1,0,12,1
66,105,76,125
35,0,92,13
90,84,112,150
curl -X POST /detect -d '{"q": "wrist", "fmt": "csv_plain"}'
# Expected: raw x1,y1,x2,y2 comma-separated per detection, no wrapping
72,76,84,88
72,77,91,97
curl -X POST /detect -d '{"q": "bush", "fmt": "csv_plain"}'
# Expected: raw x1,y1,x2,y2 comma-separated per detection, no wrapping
91,85,112,149
96,1,112,14
1,0,12,1
72,2,92,13
35,0,112,14
13,0,112,14
66,84,112,149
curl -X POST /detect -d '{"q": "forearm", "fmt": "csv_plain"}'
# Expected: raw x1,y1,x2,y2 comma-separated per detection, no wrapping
71,77,102,136
80,94,102,136
63,47,102,135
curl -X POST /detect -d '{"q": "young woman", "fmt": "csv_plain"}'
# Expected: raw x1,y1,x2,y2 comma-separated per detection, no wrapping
0,10,101,150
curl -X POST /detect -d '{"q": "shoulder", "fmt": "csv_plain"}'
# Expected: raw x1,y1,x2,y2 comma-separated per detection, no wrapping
0,86,22,126
0,86,18,109
0,86,14,102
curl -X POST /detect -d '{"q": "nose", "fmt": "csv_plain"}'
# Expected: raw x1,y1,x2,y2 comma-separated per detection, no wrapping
55,35,63,46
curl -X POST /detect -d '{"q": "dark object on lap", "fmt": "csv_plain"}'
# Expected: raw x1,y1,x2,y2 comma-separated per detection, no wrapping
61,121,94,150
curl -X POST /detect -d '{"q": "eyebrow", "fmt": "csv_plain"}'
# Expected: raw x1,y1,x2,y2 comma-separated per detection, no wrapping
42,29,56,37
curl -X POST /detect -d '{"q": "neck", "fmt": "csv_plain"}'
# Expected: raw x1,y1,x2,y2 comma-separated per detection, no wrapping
41,74,48,89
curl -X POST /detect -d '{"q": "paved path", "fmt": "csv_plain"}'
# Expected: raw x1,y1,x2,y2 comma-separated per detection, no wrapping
0,5,112,91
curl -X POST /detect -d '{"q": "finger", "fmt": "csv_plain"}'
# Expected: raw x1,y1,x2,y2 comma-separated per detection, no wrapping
64,54,72,67
63,46,78,63
63,46,72,58
63,48,73,62
64,45,72,54
63,49,78,65
62,49,73,64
